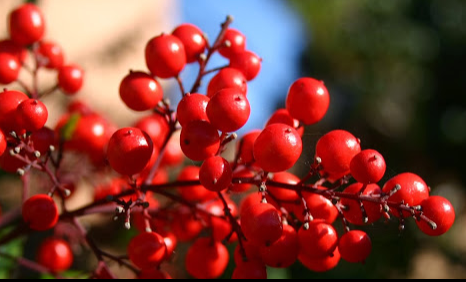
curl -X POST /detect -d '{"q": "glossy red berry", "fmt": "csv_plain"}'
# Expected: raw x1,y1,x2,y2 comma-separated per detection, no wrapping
0,39,28,63
298,220,338,259
339,230,372,263
253,124,302,173
37,41,65,69
177,93,210,127
350,149,386,184
145,34,186,79
177,166,217,203
171,206,204,242
382,173,430,217
22,195,58,231
237,130,261,165
58,64,84,95
30,127,58,155
219,28,246,59
299,248,341,272
172,23,206,63
207,67,247,98
134,114,170,149
119,71,163,111
241,203,283,246
229,50,261,81
315,130,361,180
266,108,304,137
16,99,48,132
107,128,154,176
200,156,232,192
297,188,339,224
267,172,300,202
0,53,20,84
286,77,330,125
0,90,28,133
128,232,167,269
416,196,455,236
203,197,238,242
9,4,45,46
233,239,262,264
230,168,254,193
0,129,6,157
260,224,299,268
180,120,220,161
232,261,267,280
37,238,73,273
185,237,229,279
207,89,251,132
340,183,382,225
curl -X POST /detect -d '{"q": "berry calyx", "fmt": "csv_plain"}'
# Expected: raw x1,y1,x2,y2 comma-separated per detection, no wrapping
128,232,167,269
145,34,186,78
22,195,59,231
416,196,455,236
8,4,45,46
37,238,73,273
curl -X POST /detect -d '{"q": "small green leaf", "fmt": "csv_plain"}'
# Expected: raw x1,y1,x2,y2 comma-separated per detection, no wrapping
60,114,81,141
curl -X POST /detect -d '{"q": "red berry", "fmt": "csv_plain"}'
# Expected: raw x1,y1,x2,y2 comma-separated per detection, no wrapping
171,206,204,242
185,237,229,279
340,183,382,225
239,193,263,215
177,93,210,127
145,34,186,79
237,130,261,165
0,90,28,133
207,89,251,132
266,108,304,137
37,41,65,69
30,127,58,155
160,133,185,166
267,172,300,202
119,71,163,111
229,50,261,81
128,232,167,269
298,220,338,259
37,238,73,273
200,156,232,192
219,29,246,59
22,195,58,231
299,248,341,272
138,269,171,279
180,120,220,161
207,67,248,98
296,188,339,224
253,124,302,173
260,224,299,268
172,23,206,63
315,130,361,180
232,261,267,279
16,99,48,132
286,77,330,125
134,114,170,149
0,39,28,63
241,203,283,246
107,128,154,176
339,230,372,263
234,239,262,264
203,197,238,242
416,196,455,236
230,168,254,193
350,149,386,184
58,64,84,95
0,129,6,157
382,173,430,217
0,53,20,84
177,166,217,203
9,4,45,46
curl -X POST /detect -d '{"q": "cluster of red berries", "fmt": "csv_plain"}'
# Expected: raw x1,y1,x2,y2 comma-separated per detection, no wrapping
0,3,456,280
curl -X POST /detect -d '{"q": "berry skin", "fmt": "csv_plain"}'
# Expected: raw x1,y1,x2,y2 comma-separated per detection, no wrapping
0,90,28,133
350,149,386,184
219,28,246,59
119,71,163,112
416,196,455,236
30,127,58,155
145,34,186,79
207,67,248,98
253,124,303,173
298,220,338,259
0,39,28,63
128,232,167,269
229,50,261,81
241,203,283,246
0,53,21,84
107,128,154,176
339,230,372,263
299,248,341,273
134,114,170,149
172,23,206,63
37,238,73,273
295,188,339,224
8,4,45,46
177,93,210,127
58,64,84,95
286,77,330,125
171,206,204,242
237,129,261,165
180,120,220,161
207,89,251,133
267,172,300,202
0,130,6,157
315,130,361,180
340,183,382,225
37,41,65,69
22,195,59,231
232,261,267,279
185,237,230,279
259,224,299,268
200,156,232,192
266,108,304,137
177,166,217,203
16,99,48,132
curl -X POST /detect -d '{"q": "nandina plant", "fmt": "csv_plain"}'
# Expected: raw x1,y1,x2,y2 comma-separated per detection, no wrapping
0,3,456,280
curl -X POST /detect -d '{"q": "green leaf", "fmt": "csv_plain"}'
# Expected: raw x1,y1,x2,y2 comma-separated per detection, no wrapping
60,114,81,141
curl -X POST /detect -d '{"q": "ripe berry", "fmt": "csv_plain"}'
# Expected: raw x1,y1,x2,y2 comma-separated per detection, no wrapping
315,130,361,180
339,230,372,263
299,248,341,272
119,71,163,111
259,224,299,268
134,114,170,149
180,120,220,161
37,41,65,69
416,196,455,236
382,173,430,217
203,197,238,242
8,4,45,46
207,89,251,132
230,168,254,193
340,183,382,225
350,149,386,184
267,172,300,202
237,129,261,165
37,238,73,273
145,34,186,79
31,127,58,155
128,232,167,269
58,64,84,95
171,206,204,242
0,90,28,133
172,23,206,63
253,124,302,173
207,67,247,98
219,28,246,59
241,203,283,246
160,133,185,166
296,188,339,224
177,93,210,127
266,108,304,137
234,239,262,264
107,128,154,176
185,237,229,279
0,130,6,157
298,220,338,259
0,39,28,63
200,156,232,192
229,50,261,81
232,261,267,279
177,166,217,203
22,195,59,231
16,99,48,132
286,77,330,125
0,53,21,84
